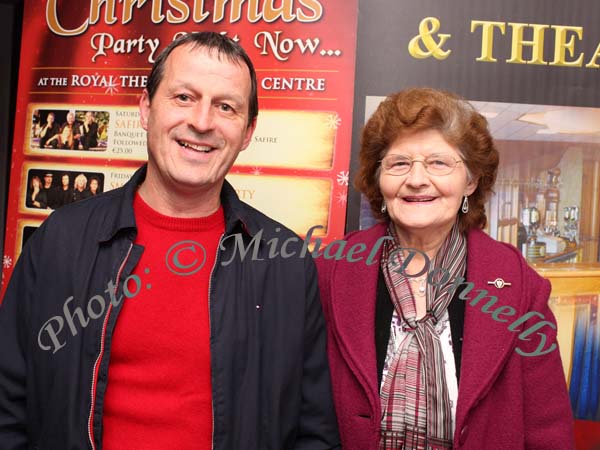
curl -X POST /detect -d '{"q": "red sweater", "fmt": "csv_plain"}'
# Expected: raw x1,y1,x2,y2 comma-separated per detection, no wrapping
102,193,224,450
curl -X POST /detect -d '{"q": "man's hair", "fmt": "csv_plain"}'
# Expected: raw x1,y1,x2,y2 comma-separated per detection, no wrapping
146,32,258,128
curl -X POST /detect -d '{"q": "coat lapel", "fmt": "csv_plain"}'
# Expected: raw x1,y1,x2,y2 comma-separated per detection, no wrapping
328,224,388,411
456,229,528,432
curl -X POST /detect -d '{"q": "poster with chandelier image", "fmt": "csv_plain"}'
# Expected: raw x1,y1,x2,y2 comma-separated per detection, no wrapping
1,0,359,293
348,1,600,448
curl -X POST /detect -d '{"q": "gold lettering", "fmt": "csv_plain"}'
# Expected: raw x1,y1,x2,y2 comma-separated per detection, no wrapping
507,23,549,65
151,0,165,22
246,0,261,22
551,25,584,67
166,0,190,22
471,20,506,62
121,0,148,24
213,0,245,23
89,0,118,25
46,0,88,36
585,40,600,68
263,0,294,22
193,0,209,22
296,0,323,22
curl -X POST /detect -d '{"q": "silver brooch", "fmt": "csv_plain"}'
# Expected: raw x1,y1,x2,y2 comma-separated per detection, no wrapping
487,278,512,289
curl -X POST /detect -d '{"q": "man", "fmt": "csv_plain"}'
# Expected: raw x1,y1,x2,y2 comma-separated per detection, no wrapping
38,112,60,148
0,32,339,450
59,111,81,149
71,173,91,202
41,172,53,193
78,111,99,150
49,172,72,209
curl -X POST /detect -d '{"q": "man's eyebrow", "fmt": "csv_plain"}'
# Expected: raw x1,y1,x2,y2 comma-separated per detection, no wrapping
170,81,246,106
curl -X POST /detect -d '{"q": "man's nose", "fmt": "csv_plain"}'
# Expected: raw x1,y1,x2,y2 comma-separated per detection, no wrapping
190,102,215,132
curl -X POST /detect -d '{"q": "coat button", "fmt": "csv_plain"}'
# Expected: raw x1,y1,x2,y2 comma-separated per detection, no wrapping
459,425,469,446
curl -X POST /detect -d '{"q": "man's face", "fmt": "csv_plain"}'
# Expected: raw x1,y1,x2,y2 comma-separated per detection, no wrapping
85,112,94,124
139,45,256,195
61,175,69,187
44,175,52,186
47,114,54,124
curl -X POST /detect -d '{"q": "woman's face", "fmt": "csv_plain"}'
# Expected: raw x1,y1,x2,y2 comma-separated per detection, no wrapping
378,129,477,238
90,179,98,193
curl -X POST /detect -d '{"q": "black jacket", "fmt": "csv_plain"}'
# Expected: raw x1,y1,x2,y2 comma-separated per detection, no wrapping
0,165,340,450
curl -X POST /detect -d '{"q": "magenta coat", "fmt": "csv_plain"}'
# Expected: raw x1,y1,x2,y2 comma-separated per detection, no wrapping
317,223,574,450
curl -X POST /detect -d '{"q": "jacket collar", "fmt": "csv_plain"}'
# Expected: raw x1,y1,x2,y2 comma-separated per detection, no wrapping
328,224,523,432
456,229,525,434
98,164,261,242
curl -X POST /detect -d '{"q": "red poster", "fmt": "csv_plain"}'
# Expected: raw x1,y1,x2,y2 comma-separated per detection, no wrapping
1,0,358,293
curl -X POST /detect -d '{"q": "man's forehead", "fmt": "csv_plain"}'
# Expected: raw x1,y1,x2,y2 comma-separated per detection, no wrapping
167,44,247,76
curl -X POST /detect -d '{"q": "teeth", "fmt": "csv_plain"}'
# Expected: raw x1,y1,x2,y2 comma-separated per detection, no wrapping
179,141,212,152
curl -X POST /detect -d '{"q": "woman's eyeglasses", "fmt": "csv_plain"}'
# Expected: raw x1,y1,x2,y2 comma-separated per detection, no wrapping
380,154,464,176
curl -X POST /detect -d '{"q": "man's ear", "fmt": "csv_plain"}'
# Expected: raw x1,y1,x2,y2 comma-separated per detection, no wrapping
139,89,151,131
240,116,257,152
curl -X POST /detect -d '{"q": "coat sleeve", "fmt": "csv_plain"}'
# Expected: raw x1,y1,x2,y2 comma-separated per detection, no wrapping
0,234,39,449
293,255,341,450
520,268,575,450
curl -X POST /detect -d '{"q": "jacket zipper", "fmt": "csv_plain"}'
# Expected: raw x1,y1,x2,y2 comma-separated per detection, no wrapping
207,233,224,450
88,243,134,450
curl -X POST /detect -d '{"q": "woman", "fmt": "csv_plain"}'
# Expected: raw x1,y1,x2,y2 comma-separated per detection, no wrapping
88,176,101,196
26,176,48,209
317,88,573,450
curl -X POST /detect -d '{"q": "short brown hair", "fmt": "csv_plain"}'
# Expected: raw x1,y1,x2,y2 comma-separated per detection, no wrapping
355,87,499,232
147,31,258,128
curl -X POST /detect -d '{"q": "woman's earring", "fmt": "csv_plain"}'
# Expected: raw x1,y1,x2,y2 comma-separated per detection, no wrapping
381,202,387,213
461,195,469,213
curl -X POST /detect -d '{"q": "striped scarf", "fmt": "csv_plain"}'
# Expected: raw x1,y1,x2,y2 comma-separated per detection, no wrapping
379,221,466,450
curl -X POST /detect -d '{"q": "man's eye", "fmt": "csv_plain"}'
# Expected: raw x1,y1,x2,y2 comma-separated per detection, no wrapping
176,94,190,102
220,103,233,112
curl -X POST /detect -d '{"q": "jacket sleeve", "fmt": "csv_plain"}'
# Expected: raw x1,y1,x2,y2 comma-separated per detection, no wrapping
0,235,38,449
520,268,575,450
293,256,341,450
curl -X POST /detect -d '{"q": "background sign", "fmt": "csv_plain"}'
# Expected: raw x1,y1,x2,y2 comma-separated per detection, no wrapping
1,0,358,291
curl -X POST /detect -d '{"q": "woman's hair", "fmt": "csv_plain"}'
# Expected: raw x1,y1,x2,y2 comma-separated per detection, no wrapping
74,173,87,189
29,176,42,190
89,176,101,194
355,87,499,231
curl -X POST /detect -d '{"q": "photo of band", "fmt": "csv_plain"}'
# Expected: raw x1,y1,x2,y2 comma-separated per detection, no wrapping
31,109,109,151
24,169,105,211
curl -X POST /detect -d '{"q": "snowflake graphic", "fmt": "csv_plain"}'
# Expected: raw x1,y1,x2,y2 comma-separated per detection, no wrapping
104,79,120,96
336,171,349,186
336,192,347,205
251,166,262,176
325,114,341,130
2,255,12,269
